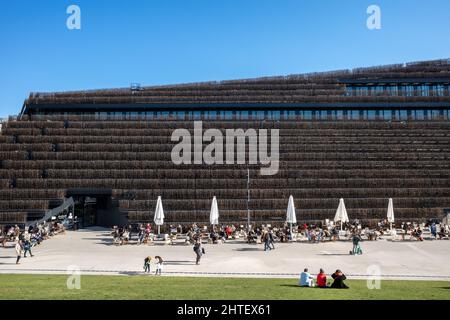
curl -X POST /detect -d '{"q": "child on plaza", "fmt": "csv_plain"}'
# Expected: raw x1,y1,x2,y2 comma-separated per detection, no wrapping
143,256,152,273
155,256,164,276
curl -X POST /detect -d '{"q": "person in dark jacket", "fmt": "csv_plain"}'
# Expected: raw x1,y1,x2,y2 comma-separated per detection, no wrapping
143,256,152,273
330,270,349,289
194,240,203,265
23,240,34,258
268,230,275,250
351,234,362,255
263,231,271,251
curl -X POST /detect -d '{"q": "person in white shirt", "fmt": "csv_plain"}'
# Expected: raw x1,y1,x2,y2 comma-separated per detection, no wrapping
299,268,315,287
15,240,23,265
155,256,164,276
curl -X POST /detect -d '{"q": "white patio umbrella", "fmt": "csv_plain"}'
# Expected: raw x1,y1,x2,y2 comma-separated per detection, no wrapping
153,196,165,235
334,198,349,230
210,196,219,228
387,198,395,230
286,195,297,235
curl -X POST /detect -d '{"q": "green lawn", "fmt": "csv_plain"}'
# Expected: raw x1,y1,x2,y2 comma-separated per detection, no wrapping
0,275,448,300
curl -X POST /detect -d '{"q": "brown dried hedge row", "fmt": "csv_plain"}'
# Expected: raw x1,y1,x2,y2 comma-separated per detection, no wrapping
0,212,27,223
0,143,54,152
4,159,450,171
16,135,450,146
0,170,41,179
11,177,450,190
0,189,65,200
119,197,450,212
0,200,50,210
111,187,450,201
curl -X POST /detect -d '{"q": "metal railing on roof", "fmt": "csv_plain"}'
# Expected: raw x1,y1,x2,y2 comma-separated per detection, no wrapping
23,59,450,99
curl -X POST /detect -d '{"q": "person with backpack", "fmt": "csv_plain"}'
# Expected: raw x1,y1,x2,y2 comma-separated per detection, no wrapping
351,233,362,255
193,240,204,265
23,239,34,258
143,256,152,273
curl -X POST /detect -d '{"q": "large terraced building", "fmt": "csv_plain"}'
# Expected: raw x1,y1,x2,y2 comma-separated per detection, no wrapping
1,59,450,228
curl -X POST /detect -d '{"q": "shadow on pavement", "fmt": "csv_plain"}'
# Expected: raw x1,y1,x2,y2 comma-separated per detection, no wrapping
317,253,350,256
233,248,262,252
164,260,196,265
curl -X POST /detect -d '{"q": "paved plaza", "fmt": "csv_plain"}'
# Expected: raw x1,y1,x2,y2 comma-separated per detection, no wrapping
1,228,449,280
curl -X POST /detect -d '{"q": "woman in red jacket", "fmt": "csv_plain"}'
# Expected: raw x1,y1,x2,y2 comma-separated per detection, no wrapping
317,268,328,288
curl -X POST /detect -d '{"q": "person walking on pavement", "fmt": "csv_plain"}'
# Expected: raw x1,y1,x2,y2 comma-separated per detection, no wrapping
263,231,271,251
269,230,275,250
15,239,23,265
23,239,34,258
194,240,204,265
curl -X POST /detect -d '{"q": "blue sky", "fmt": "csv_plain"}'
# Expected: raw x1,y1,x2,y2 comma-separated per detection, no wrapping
0,0,449,117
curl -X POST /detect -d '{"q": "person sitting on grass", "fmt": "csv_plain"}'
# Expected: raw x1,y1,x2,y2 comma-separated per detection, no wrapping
330,270,349,289
317,268,328,288
299,268,314,287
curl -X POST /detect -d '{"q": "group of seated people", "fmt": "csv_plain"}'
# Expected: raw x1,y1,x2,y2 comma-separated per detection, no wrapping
0,225,21,247
400,222,449,241
186,224,252,244
112,224,153,245
245,226,292,244
207,225,236,244
433,223,450,239
110,220,450,246
299,268,349,289
301,225,340,242
1,221,65,249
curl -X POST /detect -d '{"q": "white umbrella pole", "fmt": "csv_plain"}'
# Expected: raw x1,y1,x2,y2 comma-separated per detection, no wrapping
290,222,293,240
158,225,160,235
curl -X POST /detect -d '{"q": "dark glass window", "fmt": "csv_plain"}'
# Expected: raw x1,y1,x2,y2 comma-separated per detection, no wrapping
406,86,414,97
400,110,408,120
273,111,280,120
